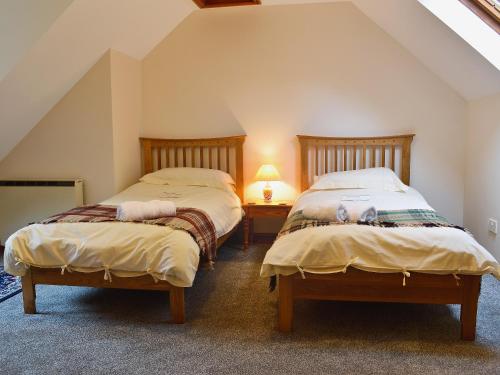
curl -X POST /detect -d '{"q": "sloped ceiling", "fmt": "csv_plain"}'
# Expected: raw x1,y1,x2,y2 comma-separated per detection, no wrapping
0,0,195,162
0,0,498,162
419,0,500,69
0,0,74,81
354,0,500,100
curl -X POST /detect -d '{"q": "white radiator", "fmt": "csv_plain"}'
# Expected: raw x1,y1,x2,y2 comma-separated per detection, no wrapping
0,179,83,245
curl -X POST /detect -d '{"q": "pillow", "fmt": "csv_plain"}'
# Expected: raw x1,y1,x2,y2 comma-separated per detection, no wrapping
310,167,408,192
140,167,236,192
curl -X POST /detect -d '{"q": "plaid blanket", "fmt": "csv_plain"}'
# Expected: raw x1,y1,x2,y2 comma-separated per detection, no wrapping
38,205,217,262
278,209,466,239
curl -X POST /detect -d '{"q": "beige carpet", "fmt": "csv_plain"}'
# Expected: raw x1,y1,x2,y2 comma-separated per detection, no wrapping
0,243,498,374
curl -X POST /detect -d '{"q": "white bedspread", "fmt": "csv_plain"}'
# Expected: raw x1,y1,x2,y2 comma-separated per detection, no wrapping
261,188,500,279
5,183,242,287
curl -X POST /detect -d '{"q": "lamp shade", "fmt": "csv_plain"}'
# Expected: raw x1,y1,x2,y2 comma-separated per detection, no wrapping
255,164,281,182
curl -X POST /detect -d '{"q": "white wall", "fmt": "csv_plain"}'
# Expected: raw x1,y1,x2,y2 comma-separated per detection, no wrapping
0,51,115,204
464,93,500,261
0,49,146,205
0,0,73,80
142,2,467,223
0,2,477,230
110,50,142,192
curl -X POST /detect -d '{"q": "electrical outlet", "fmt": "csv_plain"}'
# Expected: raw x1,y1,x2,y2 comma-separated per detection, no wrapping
488,218,498,235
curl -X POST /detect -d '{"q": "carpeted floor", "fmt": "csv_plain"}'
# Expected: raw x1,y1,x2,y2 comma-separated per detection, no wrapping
0,243,498,374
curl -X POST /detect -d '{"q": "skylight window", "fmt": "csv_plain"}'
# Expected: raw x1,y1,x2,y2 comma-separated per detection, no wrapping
459,0,500,33
418,0,500,69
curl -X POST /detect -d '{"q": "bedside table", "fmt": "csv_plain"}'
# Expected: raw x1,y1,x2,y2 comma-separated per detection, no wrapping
242,201,293,250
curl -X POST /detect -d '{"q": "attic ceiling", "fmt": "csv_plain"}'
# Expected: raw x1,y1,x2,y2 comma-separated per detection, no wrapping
0,0,74,82
0,0,499,163
0,0,195,162
355,0,500,99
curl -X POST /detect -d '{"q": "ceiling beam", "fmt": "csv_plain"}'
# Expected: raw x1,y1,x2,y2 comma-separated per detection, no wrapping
193,0,261,9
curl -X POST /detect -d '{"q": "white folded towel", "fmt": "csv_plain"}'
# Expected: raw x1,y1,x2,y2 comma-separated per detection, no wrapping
303,202,342,222
116,200,176,221
337,202,377,223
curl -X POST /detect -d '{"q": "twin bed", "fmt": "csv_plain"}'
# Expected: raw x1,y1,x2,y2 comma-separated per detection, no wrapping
5,136,245,324
4,134,499,340
262,134,498,340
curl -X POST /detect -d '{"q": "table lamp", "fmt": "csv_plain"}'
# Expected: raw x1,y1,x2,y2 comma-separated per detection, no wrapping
255,164,281,202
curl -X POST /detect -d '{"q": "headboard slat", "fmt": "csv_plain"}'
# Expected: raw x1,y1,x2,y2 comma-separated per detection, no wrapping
391,145,396,170
344,146,347,170
140,136,246,200
334,146,338,172
361,144,366,168
297,134,414,191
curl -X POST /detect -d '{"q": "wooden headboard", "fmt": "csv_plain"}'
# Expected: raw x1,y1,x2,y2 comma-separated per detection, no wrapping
140,136,246,200
297,134,415,191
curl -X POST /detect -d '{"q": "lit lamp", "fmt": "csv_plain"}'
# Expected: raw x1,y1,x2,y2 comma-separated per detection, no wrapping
255,164,281,203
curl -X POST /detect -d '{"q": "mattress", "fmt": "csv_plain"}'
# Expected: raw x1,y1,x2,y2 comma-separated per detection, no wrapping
4,182,242,287
261,187,500,280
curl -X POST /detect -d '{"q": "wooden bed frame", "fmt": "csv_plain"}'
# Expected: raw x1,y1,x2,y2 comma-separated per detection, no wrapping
21,135,246,324
277,134,481,340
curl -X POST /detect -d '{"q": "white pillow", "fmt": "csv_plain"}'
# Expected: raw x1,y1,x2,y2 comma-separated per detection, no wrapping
310,167,408,192
140,167,236,192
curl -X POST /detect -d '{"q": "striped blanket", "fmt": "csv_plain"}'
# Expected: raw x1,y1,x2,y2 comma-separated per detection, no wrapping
278,209,466,239
38,205,217,262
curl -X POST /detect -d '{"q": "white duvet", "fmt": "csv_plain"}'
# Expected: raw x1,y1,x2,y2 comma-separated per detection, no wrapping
5,182,242,287
261,188,500,280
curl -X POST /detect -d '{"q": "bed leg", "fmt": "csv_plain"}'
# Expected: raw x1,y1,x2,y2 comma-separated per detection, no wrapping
21,269,36,314
169,286,185,324
278,274,293,332
460,275,481,341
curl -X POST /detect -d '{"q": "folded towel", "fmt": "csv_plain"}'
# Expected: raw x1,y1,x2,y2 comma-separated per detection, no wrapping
360,206,377,222
337,202,377,223
116,200,176,221
303,202,341,222
336,204,349,222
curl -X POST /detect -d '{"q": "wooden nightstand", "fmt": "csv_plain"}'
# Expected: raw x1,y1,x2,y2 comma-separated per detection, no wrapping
242,201,293,250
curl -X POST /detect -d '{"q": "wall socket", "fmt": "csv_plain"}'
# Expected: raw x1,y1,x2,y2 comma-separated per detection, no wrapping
488,218,498,235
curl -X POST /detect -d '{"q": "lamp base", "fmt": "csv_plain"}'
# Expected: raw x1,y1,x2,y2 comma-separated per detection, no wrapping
263,185,273,203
